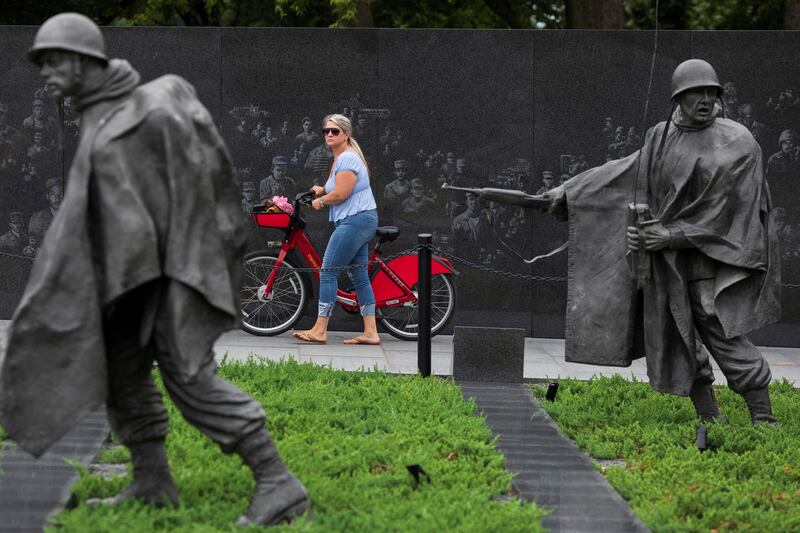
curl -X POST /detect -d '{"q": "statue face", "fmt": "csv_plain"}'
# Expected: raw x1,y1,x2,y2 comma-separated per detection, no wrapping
38,50,80,99
678,87,717,126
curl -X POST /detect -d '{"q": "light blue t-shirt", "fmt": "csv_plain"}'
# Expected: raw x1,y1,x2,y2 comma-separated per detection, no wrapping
324,150,377,222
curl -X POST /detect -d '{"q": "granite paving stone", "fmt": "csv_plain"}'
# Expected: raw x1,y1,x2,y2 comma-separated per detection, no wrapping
0,407,109,533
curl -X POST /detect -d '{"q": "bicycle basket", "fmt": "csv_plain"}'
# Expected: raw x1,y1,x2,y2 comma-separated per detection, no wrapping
252,205,291,228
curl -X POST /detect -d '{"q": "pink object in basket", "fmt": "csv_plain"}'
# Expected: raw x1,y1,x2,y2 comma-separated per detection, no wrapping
271,196,293,214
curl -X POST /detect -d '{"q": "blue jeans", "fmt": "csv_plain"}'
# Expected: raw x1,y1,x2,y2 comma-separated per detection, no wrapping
319,209,378,317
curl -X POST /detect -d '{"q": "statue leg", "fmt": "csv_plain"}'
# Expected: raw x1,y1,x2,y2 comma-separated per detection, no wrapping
88,438,179,507
233,428,311,526
690,280,778,426
88,300,179,507
689,379,725,423
689,338,726,423
740,387,779,426
156,350,310,525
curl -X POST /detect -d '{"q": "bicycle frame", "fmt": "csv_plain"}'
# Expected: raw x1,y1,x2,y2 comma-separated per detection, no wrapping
258,202,455,314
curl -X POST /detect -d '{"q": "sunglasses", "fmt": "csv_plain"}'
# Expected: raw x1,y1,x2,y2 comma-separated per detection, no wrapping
322,128,341,136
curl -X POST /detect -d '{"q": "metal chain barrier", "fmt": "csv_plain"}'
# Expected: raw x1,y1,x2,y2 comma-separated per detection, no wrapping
425,244,568,282
0,250,36,261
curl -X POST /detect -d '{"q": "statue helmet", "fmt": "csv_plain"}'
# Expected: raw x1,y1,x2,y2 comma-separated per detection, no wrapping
670,59,723,101
28,12,108,65
779,129,797,146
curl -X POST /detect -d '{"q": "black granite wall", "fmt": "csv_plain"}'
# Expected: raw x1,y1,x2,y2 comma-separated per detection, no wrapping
1,26,799,345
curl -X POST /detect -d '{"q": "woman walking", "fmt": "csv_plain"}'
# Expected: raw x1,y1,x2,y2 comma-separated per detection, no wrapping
293,114,380,345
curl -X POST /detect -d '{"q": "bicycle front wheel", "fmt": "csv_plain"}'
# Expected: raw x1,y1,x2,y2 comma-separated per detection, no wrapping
378,273,457,341
240,251,310,336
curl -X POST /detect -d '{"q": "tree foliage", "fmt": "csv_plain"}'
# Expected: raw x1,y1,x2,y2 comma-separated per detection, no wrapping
625,0,786,30
0,0,792,29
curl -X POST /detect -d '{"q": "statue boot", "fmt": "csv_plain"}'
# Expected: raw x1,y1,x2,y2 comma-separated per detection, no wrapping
741,387,780,426
689,381,727,424
235,428,310,526
87,438,179,507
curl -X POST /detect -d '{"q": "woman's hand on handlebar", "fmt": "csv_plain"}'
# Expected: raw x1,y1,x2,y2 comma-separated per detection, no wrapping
310,185,325,196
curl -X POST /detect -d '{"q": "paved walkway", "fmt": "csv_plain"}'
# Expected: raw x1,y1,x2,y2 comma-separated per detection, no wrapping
211,328,800,386
460,382,650,533
3,321,799,384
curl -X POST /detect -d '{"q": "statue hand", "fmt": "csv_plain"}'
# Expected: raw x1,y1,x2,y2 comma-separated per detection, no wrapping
641,222,670,251
627,226,639,251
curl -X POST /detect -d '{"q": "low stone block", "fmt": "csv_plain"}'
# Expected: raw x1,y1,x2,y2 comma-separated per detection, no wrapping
453,326,524,382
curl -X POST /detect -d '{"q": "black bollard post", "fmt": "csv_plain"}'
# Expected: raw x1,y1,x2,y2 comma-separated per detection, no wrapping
418,233,432,377
695,425,707,452
545,382,559,401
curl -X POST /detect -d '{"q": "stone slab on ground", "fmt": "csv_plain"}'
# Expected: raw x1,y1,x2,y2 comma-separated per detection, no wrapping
0,407,109,533
453,326,525,382
459,381,650,533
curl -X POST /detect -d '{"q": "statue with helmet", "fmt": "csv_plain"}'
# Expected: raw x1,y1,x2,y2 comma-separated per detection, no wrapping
0,12,310,526
445,58,781,426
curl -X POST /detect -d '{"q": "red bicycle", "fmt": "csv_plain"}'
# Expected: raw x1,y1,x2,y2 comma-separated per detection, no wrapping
241,191,458,340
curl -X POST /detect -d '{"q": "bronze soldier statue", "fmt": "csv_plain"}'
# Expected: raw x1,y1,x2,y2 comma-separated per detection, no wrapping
446,59,781,426
0,13,310,525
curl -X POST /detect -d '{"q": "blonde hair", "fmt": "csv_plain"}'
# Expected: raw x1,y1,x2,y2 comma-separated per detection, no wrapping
323,113,369,174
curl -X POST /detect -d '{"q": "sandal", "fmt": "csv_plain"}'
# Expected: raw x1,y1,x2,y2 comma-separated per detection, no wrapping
343,335,381,346
292,331,327,344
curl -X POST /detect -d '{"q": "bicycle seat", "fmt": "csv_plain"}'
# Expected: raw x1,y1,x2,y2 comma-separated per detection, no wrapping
375,226,400,243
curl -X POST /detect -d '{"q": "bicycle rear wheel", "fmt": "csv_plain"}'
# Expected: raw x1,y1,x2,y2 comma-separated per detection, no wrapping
378,273,456,341
240,251,310,336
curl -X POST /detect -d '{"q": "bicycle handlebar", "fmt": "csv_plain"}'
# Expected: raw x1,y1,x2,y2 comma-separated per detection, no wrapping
294,190,316,210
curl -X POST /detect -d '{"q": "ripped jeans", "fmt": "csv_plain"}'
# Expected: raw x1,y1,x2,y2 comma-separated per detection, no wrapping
318,209,378,317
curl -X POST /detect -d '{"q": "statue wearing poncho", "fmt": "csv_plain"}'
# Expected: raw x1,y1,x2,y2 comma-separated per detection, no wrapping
0,12,310,525
556,111,779,398
446,60,781,425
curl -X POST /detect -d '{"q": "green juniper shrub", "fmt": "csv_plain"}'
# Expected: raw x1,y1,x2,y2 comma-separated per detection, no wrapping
51,358,545,532
532,376,800,533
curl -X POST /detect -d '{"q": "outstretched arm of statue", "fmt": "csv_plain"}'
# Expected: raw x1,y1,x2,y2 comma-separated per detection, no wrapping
440,183,559,212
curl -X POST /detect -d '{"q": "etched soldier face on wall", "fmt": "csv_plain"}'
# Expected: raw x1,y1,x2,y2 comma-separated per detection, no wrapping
46,182,62,209
781,135,795,154
242,182,255,202
410,179,425,198
465,192,478,214
8,212,23,235
393,161,407,180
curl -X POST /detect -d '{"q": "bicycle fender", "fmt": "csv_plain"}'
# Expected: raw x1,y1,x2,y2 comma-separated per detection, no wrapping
372,255,456,300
